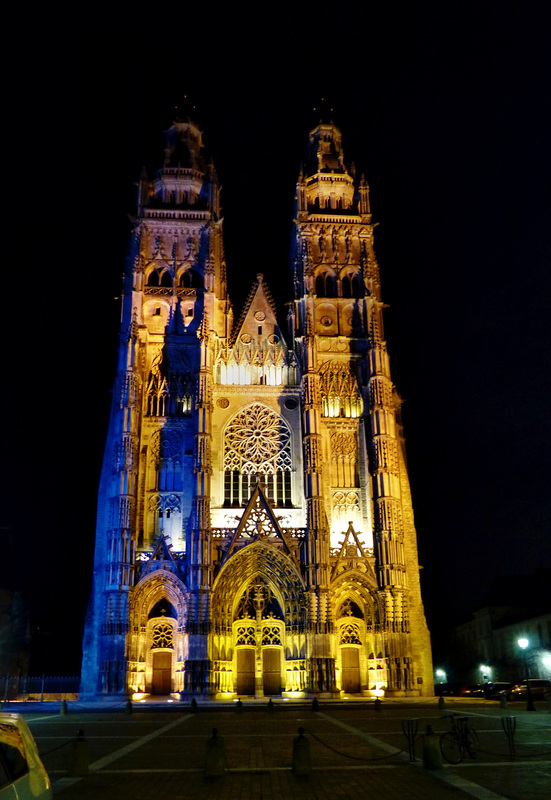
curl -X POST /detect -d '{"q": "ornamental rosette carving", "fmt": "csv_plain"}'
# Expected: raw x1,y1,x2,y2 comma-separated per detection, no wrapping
330,431,356,457
149,428,183,463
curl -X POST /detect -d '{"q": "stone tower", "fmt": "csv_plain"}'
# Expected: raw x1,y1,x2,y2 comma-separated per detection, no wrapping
80,118,433,699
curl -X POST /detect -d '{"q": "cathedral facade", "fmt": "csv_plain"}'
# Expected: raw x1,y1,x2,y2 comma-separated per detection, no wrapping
80,119,434,699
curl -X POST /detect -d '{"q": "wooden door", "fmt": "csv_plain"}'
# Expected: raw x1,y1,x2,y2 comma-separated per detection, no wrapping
152,651,172,695
236,649,255,695
262,648,281,696
341,648,361,693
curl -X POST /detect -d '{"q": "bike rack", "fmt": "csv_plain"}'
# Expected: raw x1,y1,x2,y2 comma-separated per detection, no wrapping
501,716,517,759
401,717,419,762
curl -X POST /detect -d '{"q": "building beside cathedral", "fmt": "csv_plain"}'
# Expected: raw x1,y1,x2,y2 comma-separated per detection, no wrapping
80,118,434,699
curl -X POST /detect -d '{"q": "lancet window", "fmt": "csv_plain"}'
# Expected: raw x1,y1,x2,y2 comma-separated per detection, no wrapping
149,429,183,492
315,270,337,297
319,361,363,418
341,270,364,298
145,349,193,417
223,404,292,507
146,267,173,288
179,269,203,289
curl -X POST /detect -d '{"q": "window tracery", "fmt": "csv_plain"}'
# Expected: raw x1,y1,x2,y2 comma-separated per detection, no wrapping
235,625,256,646
262,625,282,646
145,348,193,417
319,361,363,418
339,621,361,645
152,622,173,649
223,404,292,506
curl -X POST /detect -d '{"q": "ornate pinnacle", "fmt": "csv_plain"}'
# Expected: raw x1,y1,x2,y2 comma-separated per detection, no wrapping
197,310,210,341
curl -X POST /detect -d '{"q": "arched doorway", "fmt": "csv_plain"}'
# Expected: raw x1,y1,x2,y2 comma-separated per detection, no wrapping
149,613,175,694
336,598,364,694
127,570,188,696
211,542,307,696
233,583,285,696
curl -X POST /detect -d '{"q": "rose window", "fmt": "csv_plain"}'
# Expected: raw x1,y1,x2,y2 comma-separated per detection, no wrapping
152,622,174,649
224,404,292,506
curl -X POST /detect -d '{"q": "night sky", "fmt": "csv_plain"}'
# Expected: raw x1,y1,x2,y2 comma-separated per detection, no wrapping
4,2,550,674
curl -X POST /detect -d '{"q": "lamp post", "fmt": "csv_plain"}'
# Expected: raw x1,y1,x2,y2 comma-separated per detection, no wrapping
518,638,536,712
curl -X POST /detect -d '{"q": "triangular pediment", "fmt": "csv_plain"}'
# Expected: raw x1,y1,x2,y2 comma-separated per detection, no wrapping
222,484,294,563
231,274,284,347
330,522,376,582
141,535,180,575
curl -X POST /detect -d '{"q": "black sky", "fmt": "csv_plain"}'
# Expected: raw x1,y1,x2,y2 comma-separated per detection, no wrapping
4,2,550,672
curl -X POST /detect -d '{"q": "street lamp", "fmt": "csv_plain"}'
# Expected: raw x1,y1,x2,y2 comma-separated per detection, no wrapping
518,638,536,712
435,668,446,698
479,664,491,682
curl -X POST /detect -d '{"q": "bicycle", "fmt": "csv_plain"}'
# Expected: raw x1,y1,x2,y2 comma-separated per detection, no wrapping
440,715,479,764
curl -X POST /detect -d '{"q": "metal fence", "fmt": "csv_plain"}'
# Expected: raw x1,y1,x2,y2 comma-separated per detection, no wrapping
1,675,80,702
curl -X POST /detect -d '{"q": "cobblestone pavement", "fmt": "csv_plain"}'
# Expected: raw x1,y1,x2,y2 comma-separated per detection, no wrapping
7,697,551,799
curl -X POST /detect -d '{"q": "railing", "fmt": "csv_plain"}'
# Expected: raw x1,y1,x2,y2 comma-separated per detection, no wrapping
144,209,210,220
136,551,186,562
1,675,80,702
211,528,307,540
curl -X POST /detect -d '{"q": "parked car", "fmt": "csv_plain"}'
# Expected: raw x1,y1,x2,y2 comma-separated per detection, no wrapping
459,684,486,697
509,679,551,700
0,713,52,799
483,682,513,700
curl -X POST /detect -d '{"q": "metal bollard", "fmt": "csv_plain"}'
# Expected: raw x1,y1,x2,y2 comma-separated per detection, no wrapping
401,718,419,762
311,697,319,711
204,728,226,780
190,698,198,713
501,716,516,759
125,699,132,714
500,693,508,710
374,697,382,711
438,695,445,711
422,725,443,770
60,700,68,716
68,729,89,777
292,727,311,777
235,699,243,713
267,698,274,713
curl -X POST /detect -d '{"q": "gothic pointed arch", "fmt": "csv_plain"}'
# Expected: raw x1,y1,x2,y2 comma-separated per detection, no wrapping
315,268,337,297
211,541,307,634
129,568,189,630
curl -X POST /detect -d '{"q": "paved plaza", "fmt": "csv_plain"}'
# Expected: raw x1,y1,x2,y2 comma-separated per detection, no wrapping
7,697,551,799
